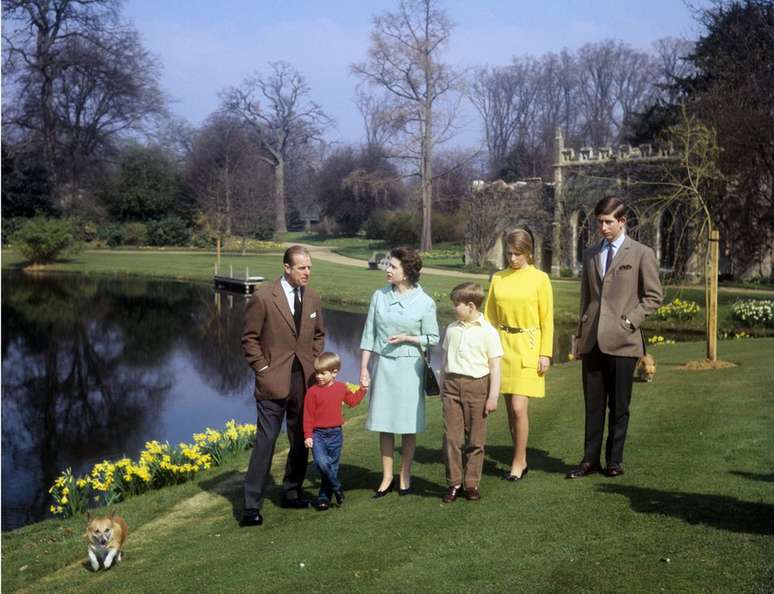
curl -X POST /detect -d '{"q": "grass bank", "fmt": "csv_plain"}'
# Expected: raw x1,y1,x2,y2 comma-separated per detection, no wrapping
3,248,773,332
3,338,773,593
278,232,467,269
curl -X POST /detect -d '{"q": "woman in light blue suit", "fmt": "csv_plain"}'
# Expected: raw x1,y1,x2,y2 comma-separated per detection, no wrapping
360,247,439,497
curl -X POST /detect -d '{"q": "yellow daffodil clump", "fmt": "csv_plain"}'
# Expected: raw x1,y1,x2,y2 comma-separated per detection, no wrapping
48,420,257,518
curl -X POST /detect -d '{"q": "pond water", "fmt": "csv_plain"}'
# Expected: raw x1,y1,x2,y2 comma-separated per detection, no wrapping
1,271,373,531
1,270,687,530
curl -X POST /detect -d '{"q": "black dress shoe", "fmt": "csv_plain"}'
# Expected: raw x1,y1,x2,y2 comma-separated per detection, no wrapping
281,497,311,509
606,463,625,477
565,462,601,479
239,511,263,527
372,481,393,499
334,490,345,505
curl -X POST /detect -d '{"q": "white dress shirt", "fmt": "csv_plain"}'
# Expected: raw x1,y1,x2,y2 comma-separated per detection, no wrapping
599,233,625,278
280,276,300,314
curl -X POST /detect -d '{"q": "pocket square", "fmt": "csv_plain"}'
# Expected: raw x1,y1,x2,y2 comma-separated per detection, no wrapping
618,264,632,270
309,311,317,319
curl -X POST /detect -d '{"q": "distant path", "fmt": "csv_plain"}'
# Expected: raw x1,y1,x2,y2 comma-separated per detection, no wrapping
282,242,490,280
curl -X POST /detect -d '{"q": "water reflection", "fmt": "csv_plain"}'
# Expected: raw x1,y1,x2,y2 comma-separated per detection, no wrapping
0,272,384,530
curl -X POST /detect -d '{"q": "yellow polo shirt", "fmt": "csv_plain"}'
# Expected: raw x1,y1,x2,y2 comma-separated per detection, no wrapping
442,314,503,378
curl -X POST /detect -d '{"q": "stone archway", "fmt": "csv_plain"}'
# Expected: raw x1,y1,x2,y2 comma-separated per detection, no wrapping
624,205,642,242
657,207,678,271
574,209,592,267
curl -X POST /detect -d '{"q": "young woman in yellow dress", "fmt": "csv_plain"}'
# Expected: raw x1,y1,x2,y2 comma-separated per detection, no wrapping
484,229,554,480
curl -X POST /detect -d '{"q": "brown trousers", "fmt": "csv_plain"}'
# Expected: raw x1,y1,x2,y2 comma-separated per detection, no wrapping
442,373,490,488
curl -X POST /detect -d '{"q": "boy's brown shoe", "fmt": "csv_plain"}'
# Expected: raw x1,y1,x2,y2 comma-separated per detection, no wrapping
442,485,461,503
465,487,481,501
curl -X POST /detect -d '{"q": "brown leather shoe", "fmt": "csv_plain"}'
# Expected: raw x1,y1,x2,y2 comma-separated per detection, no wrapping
565,462,601,479
606,463,625,477
442,485,461,503
464,487,481,501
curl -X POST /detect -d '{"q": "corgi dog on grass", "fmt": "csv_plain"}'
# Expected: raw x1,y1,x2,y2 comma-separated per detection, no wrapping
634,353,657,383
85,511,128,571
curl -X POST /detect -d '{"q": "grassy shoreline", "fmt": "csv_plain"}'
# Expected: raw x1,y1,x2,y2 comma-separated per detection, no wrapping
2,338,773,592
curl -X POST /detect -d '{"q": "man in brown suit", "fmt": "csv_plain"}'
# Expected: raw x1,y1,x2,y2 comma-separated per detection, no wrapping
240,245,325,526
567,197,663,479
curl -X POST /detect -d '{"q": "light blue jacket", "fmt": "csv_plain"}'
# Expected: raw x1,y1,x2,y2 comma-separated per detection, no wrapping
360,285,439,358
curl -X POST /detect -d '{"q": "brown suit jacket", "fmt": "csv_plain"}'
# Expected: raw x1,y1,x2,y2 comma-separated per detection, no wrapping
576,236,663,358
242,279,325,400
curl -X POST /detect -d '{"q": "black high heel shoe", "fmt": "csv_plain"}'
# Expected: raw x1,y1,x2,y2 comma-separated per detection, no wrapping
503,466,529,482
398,484,412,496
372,480,394,499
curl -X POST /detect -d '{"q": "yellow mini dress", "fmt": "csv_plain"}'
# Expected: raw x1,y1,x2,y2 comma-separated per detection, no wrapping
484,265,554,398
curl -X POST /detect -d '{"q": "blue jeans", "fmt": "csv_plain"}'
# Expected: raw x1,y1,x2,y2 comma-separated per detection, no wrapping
312,427,343,502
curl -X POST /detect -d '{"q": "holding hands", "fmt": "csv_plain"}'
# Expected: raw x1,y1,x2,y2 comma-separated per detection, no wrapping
304,437,313,448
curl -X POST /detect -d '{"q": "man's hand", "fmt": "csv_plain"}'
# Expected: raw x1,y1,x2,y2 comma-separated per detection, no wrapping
484,397,498,417
304,438,313,448
571,336,581,360
538,356,551,375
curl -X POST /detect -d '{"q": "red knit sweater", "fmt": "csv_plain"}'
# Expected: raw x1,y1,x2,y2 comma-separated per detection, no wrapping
303,381,367,439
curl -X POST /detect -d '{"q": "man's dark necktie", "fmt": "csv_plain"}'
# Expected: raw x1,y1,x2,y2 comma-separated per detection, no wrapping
604,242,614,276
293,287,302,333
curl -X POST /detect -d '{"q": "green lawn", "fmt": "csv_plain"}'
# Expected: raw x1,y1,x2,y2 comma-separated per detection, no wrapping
3,248,772,332
3,338,773,593
277,232,468,269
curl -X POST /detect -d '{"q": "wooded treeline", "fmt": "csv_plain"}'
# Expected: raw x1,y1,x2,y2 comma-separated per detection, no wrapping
2,0,771,271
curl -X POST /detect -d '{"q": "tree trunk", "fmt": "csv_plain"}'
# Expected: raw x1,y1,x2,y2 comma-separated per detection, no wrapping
224,163,232,236
420,100,433,252
274,159,287,234
707,228,719,361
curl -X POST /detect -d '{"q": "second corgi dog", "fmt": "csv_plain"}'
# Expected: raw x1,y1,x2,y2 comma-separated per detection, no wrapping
85,511,128,571
634,354,657,383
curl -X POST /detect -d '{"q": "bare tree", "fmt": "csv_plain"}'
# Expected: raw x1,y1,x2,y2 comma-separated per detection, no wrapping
354,86,401,156
465,181,511,267
575,40,657,146
652,37,695,85
352,0,463,251
221,62,331,233
186,114,274,255
2,0,165,204
469,58,541,176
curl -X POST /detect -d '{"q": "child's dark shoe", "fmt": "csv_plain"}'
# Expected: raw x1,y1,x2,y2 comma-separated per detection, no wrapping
334,490,345,505
315,499,330,511
464,487,481,501
442,485,461,503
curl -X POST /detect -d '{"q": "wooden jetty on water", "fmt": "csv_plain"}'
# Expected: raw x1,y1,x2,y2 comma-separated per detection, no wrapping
213,264,264,295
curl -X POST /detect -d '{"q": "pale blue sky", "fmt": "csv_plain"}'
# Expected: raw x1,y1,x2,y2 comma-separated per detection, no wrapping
123,0,710,146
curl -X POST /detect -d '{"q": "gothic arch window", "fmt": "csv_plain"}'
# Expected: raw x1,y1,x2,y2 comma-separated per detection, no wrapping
575,210,592,264
625,206,641,241
659,207,678,270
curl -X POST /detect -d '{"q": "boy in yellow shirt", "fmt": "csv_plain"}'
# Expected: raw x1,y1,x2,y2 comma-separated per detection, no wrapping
441,282,503,502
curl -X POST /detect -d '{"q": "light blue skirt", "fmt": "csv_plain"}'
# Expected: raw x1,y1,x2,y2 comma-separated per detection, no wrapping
365,355,425,434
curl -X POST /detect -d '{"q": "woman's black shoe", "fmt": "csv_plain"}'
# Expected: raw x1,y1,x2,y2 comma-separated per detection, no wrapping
398,486,412,496
372,481,393,499
503,467,528,481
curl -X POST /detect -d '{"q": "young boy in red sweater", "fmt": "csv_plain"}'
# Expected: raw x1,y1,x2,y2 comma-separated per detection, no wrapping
303,352,368,510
